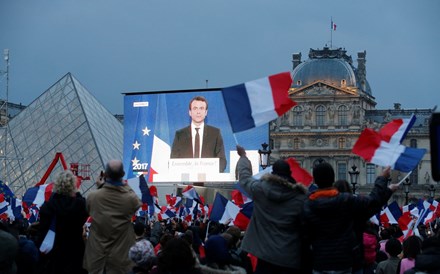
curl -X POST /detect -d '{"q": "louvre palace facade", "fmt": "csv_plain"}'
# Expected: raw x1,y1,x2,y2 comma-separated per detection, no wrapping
270,47,435,203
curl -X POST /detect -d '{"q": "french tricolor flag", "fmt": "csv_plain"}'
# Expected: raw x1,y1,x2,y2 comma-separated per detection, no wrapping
182,186,202,204
209,193,252,230
0,194,8,214
23,183,54,208
380,201,402,227
352,114,426,172
40,217,56,254
222,72,296,133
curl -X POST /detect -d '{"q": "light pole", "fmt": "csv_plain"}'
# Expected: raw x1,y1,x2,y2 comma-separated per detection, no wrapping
349,164,360,194
258,143,271,169
429,184,436,200
403,177,411,205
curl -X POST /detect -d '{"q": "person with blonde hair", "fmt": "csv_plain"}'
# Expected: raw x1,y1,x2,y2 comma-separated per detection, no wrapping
37,170,88,274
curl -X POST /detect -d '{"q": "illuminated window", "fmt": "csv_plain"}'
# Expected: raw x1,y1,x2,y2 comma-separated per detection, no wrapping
341,79,346,87
297,80,302,86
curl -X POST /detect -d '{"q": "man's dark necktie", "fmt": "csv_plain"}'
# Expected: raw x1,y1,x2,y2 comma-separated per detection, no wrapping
194,127,200,158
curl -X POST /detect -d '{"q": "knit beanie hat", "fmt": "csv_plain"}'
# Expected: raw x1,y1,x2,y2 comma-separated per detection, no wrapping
129,239,155,266
272,160,296,184
313,162,335,188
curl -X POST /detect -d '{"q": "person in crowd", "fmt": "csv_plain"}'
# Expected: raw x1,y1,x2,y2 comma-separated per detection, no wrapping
399,235,422,274
153,237,202,274
333,179,381,274
376,237,402,274
37,170,88,274
0,222,19,274
199,234,246,274
303,163,398,274
128,236,157,274
83,159,142,274
223,226,253,274
11,219,39,274
362,221,380,274
404,234,440,274
235,145,308,274
171,96,226,172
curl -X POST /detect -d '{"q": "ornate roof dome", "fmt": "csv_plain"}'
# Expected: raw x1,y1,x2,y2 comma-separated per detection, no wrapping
292,47,372,95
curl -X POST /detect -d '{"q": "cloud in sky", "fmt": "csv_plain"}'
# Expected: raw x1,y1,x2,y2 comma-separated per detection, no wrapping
0,0,439,114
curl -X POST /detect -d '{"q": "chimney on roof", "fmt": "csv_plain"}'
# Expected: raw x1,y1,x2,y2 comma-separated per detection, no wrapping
292,53,302,70
357,51,367,91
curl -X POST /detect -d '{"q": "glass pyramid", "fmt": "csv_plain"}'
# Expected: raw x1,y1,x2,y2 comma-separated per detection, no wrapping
0,72,123,196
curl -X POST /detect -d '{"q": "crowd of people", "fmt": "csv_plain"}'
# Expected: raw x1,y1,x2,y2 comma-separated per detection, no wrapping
1,153,440,274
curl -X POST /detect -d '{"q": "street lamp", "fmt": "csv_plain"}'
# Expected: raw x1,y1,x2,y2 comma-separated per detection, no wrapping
403,177,411,205
429,184,436,200
348,164,360,194
258,143,271,169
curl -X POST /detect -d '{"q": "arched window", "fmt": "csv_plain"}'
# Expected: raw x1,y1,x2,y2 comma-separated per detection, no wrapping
341,79,346,87
316,105,326,126
338,137,345,149
293,106,303,126
293,138,300,150
338,105,348,126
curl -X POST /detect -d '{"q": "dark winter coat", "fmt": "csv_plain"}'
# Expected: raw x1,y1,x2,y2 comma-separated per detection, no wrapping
236,156,308,270
303,175,392,271
37,192,88,274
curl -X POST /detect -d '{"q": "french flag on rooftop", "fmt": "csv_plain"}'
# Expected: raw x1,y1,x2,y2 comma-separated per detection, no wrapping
352,114,426,172
222,72,296,133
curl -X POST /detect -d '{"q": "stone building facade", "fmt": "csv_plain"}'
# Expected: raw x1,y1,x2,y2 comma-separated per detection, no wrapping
270,47,435,204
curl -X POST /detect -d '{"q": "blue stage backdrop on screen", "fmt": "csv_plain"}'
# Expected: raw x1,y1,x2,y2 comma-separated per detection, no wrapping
123,89,269,181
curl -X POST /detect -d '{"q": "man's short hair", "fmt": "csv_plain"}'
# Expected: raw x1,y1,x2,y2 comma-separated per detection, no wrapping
313,162,335,188
105,160,125,181
188,96,208,110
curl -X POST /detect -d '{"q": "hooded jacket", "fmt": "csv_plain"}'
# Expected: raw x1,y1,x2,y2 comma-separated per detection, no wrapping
236,156,307,269
303,175,392,271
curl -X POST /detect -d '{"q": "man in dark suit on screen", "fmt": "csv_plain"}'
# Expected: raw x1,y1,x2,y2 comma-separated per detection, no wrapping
171,96,227,172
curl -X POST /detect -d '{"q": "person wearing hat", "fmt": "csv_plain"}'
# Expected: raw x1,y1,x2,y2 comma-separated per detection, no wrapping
303,162,399,274
235,145,308,274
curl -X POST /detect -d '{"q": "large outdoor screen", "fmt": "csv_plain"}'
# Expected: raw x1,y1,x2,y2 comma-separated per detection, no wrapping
123,89,269,182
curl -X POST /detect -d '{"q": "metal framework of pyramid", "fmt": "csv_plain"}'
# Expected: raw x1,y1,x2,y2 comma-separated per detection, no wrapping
1,72,123,195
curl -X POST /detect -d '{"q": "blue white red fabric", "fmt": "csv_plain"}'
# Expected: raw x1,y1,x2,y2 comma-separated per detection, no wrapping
352,114,426,172
40,217,56,254
222,72,296,133
149,95,171,181
380,201,402,227
23,183,54,208
209,192,252,230
182,186,202,204
0,194,8,215
127,175,154,205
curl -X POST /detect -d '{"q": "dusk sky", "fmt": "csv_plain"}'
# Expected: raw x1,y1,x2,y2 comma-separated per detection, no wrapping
1,0,439,115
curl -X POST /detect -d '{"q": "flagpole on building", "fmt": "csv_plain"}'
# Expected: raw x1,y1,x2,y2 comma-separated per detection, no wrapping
330,17,333,49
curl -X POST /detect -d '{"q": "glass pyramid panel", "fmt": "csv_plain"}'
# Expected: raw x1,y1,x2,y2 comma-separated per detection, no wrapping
3,73,123,196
